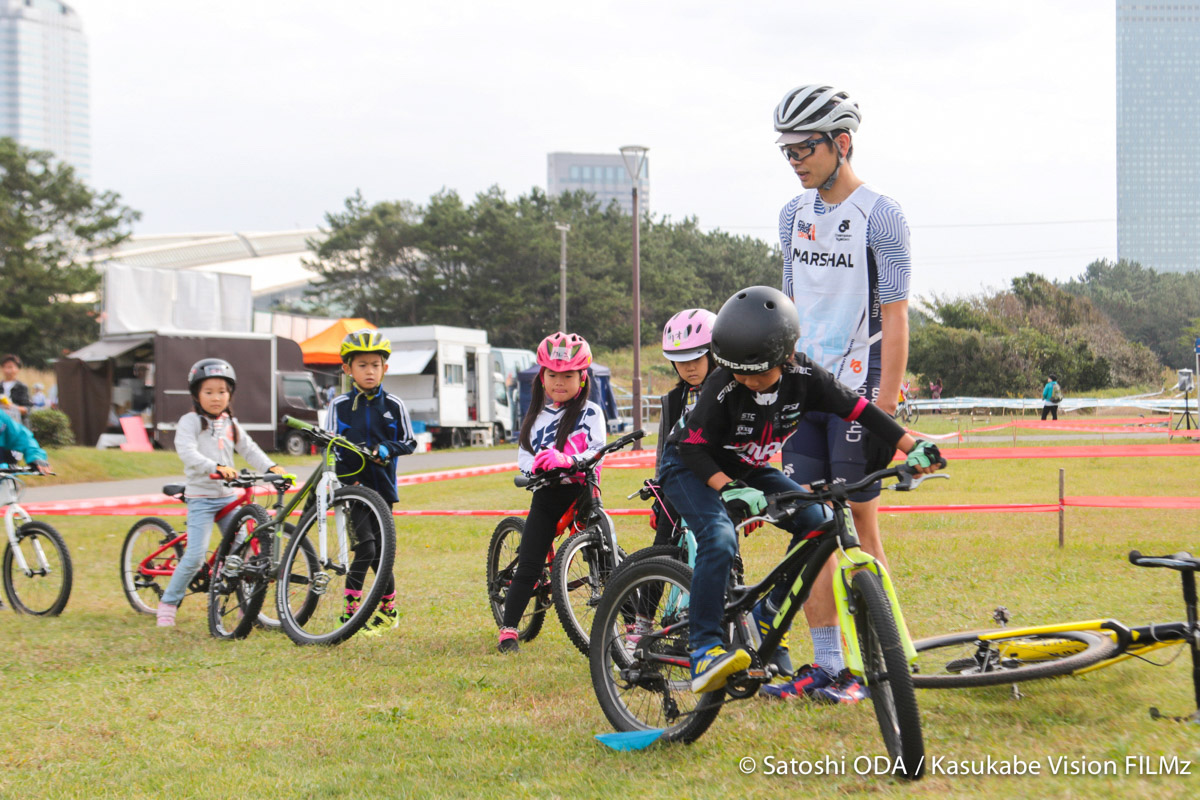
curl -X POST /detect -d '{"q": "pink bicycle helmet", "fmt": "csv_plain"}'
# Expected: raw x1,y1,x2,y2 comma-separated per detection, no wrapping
661,308,716,362
536,331,592,372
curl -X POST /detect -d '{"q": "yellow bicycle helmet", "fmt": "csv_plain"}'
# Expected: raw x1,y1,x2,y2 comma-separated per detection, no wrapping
340,328,391,362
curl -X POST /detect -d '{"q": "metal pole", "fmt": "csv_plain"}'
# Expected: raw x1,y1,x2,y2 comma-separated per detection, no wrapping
1058,468,1065,548
555,224,570,331
631,184,642,448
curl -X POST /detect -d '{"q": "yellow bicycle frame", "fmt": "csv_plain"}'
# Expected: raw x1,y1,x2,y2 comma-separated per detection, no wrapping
830,508,919,677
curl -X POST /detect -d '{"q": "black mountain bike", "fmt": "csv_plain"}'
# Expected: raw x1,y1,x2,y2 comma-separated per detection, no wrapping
208,417,396,646
589,462,947,780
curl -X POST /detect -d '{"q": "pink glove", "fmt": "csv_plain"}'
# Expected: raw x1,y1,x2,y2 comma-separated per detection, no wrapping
533,447,576,473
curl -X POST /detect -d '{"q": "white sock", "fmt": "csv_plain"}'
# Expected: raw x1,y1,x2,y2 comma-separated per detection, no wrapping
811,626,844,677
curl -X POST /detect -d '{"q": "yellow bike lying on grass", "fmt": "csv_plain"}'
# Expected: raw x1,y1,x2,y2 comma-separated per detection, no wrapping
911,550,1200,723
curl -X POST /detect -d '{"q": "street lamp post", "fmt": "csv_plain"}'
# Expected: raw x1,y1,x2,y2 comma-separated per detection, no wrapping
554,223,570,332
620,145,649,448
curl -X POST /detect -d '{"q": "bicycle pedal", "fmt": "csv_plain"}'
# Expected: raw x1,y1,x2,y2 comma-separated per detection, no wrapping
745,668,769,680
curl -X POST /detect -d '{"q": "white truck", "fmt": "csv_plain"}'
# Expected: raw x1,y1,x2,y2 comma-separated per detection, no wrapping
377,326,503,448
490,346,537,443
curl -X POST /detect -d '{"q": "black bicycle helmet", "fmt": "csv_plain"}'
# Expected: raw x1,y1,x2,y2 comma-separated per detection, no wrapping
711,286,799,374
187,358,237,393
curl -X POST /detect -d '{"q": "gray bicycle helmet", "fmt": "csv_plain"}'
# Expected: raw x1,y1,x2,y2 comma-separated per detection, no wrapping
187,358,237,393
774,84,861,144
711,286,800,374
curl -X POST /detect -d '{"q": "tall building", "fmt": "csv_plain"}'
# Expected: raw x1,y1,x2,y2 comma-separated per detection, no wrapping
547,152,649,216
1115,2,1200,273
0,0,89,180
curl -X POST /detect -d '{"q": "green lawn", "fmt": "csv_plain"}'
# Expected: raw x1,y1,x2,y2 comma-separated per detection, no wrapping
3,453,1200,797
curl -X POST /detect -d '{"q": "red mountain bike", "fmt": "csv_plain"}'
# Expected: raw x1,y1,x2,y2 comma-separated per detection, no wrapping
118,472,295,629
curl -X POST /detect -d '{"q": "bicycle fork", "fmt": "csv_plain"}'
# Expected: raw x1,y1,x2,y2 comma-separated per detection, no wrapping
832,512,918,677
5,504,49,578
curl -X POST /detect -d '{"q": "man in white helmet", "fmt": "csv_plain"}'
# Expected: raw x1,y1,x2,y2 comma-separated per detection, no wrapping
762,85,915,704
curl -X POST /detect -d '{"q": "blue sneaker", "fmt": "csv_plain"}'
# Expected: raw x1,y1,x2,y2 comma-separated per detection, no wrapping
690,645,751,693
811,668,870,704
751,601,794,678
758,663,833,700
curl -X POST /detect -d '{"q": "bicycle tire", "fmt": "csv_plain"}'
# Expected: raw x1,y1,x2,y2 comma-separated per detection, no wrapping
910,628,1119,688
589,556,723,744
118,517,178,615
850,570,924,780
3,521,72,616
275,485,396,646
552,526,627,656
207,504,272,640
485,516,547,643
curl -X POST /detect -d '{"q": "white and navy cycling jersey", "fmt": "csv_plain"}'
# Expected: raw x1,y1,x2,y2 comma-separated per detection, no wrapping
779,186,911,391
670,356,905,485
517,401,606,479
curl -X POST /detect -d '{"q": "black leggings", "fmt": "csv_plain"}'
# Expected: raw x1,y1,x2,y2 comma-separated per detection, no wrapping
1041,404,1058,421
346,504,395,596
501,484,578,629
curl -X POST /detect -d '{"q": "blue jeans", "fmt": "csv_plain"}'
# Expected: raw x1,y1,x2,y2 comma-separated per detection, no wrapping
161,495,233,606
658,444,831,654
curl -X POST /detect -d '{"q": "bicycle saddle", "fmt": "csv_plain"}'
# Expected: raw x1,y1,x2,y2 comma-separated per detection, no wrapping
162,484,186,499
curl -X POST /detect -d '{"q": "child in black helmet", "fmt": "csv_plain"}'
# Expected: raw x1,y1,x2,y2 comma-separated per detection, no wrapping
158,358,285,627
657,286,941,695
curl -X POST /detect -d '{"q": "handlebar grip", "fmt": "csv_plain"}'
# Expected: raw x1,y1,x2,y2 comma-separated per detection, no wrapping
514,476,531,488
1128,550,1144,565
284,415,311,431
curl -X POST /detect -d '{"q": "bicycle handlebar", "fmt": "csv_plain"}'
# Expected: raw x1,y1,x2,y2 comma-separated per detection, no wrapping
738,462,948,531
281,415,385,465
1129,549,1200,572
208,470,296,488
514,429,646,489
0,467,53,477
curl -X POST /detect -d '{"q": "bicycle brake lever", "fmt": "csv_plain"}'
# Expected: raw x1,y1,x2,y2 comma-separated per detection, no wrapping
888,473,949,492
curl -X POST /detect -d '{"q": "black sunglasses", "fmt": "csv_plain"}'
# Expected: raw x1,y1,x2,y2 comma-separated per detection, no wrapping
781,136,829,162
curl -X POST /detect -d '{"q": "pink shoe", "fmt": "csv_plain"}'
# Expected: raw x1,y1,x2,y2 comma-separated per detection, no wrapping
156,602,178,627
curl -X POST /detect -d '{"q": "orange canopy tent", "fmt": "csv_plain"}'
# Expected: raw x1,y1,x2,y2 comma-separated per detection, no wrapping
299,318,377,365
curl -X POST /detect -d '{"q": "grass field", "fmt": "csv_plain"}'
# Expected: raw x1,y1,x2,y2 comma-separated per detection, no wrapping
3,449,1200,798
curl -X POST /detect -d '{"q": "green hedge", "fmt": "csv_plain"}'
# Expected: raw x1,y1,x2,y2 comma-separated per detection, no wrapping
28,409,75,448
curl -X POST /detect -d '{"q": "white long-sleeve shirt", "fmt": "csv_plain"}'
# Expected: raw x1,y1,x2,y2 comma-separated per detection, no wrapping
174,411,276,497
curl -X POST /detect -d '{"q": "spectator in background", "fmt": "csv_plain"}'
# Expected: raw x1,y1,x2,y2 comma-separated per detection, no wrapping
929,377,943,413
1,355,30,422
30,383,49,410
1041,375,1062,421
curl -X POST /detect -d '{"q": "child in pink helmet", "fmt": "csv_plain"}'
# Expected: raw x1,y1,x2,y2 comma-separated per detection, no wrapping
649,309,717,535
497,332,607,653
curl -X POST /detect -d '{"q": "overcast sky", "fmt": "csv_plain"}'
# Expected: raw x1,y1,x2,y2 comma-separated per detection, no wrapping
82,0,1117,303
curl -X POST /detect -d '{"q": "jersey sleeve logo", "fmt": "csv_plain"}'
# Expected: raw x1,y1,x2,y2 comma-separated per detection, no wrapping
683,427,708,445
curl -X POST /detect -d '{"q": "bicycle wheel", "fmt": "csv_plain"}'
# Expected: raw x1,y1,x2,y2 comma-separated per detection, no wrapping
207,505,272,640
119,517,179,615
589,556,723,743
485,516,547,643
552,526,627,656
3,521,72,616
256,523,317,631
275,485,396,646
910,628,1118,688
850,570,923,780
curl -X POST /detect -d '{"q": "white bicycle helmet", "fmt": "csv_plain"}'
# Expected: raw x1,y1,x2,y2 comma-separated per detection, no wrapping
774,84,861,144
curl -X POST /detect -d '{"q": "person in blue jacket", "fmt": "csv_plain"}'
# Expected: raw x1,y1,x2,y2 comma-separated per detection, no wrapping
324,329,416,632
0,412,50,474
